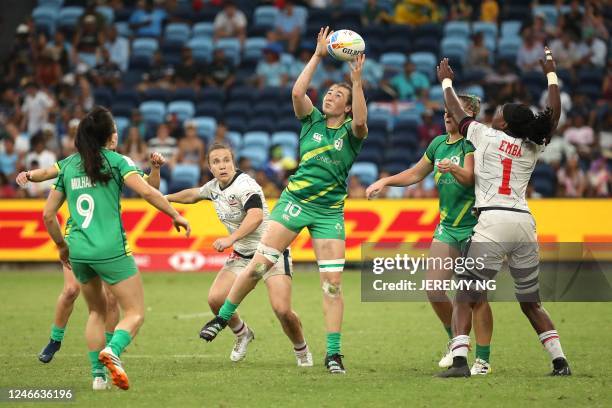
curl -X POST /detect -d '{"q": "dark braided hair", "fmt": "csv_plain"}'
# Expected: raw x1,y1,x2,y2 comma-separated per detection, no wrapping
75,106,114,185
503,103,553,145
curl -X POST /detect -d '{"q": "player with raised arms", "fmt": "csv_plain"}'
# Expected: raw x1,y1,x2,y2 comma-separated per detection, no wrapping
42,106,190,390
199,26,368,374
17,140,166,366
365,95,494,375
165,143,310,365
436,47,571,377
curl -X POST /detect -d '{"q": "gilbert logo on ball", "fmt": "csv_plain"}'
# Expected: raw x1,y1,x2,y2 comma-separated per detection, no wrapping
326,29,365,61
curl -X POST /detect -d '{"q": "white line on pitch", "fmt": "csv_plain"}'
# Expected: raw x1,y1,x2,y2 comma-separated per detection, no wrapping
5,354,212,359
173,311,213,320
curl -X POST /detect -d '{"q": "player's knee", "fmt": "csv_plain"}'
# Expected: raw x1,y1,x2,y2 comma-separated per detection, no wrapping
322,279,342,299
519,301,541,317
62,284,80,302
426,289,447,302
133,313,145,328
249,262,271,280
207,294,224,313
272,303,293,323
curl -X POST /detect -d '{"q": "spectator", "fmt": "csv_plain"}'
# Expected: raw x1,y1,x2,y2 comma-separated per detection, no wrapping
25,135,56,194
449,0,473,21
485,58,518,86
204,49,236,90
147,123,177,164
48,31,71,73
389,61,430,101
479,0,498,23
130,109,147,140
539,80,572,128
174,47,201,89
598,111,612,158
549,32,581,71
404,173,437,198
557,0,583,40
516,28,543,72
0,137,20,179
21,82,54,136
25,159,51,197
105,25,130,72
263,144,285,186
587,157,609,197
531,13,552,44
255,170,280,198
176,121,205,168
362,0,386,26
91,48,122,90
466,32,492,74
387,0,442,25
375,171,405,198
557,154,587,197
538,132,577,170
121,126,148,169
564,111,595,154
583,2,609,41
129,0,167,38
268,0,304,54
238,157,255,178
61,118,79,157
72,14,103,68
213,1,247,45
347,175,366,198
0,88,19,123
0,172,17,198
79,1,107,30
577,28,607,68
417,109,443,146
255,43,288,89
35,48,62,88
212,121,230,146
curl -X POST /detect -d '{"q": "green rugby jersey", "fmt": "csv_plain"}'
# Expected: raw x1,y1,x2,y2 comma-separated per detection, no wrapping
286,107,365,209
53,149,141,262
424,134,477,228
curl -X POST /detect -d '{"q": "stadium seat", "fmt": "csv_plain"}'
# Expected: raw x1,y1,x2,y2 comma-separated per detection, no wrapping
199,87,225,104
247,118,274,133
93,88,112,107
444,21,470,38
171,88,196,103
228,86,254,103
111,102,134,118
115,22,132,38
240,147,268,169
252,103,278,119
396,109,423,124
169,164,200,193
132,38,159,59
142,88,169,102
389,132,419,151
577,68,604,87
226,131,242,149
460,85,485,100
192,22,214,38
350,162,378,185
38,0,64,7
256,87,282,103
96,5,114,24
498,36,522,60
115,89,140,106
253,5,279,30
293,5,309,31
380,38,411,55
271,131,298,150
191,116,217,142
114,116,130,142
472,22,498,41
58,6,83,29
226,117,248,134
501,21,523,38
195,101,222,119
33,7,59,32
410,52,437,80
214,38,241,66
441,37,469,64
384,149,414,166
414,23,443,40
413,37,439,54
244,37,268,60
243,131,271,150
428,86,444,104
275,117,300,133
139,101,166,125
187,37,213,63
167,101,195,122
533,5,558,26
522,71,547,99
358,148,384,166
164,23,191,46
380,52,406,71
576,84,601,100
394,117,419,133
225,101,251,118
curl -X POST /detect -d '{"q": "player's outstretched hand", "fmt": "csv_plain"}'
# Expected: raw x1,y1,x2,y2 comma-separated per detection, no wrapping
58,242,71,270
366,179,386,200
349,53,365,84
539,46,556,74
16,171,29,187
173,215,191,237
437,158,453,174
212,236,235,252
315,26,333,58
436,58,454,82
150,152,166,168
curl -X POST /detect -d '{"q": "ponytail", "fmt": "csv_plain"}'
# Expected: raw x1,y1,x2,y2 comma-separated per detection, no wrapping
503,103,553,145
75,106,115,185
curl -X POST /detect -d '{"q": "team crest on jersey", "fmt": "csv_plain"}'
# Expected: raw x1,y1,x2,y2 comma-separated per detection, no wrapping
312,133,322,143
210,192,219,200
228,194,239,206
334,138,343,151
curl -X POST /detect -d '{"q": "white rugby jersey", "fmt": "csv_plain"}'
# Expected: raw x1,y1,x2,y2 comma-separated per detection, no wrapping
461,120,545,212
199,171,269,256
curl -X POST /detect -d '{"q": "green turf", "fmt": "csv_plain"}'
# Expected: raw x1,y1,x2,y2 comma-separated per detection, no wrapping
1,270,611,407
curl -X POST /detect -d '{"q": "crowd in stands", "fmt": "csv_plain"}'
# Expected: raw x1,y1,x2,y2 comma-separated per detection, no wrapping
0,0,609,199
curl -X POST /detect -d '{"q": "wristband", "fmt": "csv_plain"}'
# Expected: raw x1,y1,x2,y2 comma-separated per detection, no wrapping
441,78,453,90
546,72,558,86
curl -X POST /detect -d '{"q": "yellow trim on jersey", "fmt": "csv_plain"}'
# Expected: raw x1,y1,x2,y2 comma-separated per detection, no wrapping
423,153,432,163
439,208,448,223
446,135,465,144
143,174,149,181
124,242,132,256
464,151,474,157
329,196,346,209
452,199,474,227
123,170,139,180
54,162,61,171
301,183,339,203
434,172,442,184
326,117,351,129
301,145,335,163
287,179,312,191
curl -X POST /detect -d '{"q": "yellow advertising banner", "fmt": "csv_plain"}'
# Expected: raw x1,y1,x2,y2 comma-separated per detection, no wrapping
0,199,610,265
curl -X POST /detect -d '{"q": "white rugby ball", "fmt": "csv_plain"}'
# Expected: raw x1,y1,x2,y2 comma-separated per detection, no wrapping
326,29,365,61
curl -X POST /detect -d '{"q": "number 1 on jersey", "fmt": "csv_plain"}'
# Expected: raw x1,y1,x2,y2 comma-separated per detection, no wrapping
498,158,512,195
76,193,95,228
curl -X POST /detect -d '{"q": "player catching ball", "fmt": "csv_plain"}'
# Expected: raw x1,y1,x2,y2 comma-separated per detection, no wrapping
436,47,571,377
199,26,368,374
17,146,166,366
165,143,310,365
365,95,494,375
43,106,190,390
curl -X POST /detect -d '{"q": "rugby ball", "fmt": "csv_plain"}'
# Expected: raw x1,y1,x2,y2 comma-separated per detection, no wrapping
327,29,365,62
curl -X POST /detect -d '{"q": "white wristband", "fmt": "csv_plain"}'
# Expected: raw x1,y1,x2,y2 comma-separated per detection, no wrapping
442,78,453,90
546,72,558,86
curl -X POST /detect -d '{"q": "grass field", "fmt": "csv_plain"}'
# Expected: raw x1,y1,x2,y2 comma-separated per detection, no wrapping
1,269,611,407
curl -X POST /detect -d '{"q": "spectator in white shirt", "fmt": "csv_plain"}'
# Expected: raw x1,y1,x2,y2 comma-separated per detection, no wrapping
577,28,607,68
516,28,543,73
105,25,130,72
213,1,247,45
147,123,177,165
268,0,304,54
21,83,54,136
25,135,57,195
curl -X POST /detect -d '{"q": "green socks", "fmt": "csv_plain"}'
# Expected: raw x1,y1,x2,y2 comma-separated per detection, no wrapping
104,331,114,346
108,329,132,357
444,326,453,340
326,332,341,356
88,350,105,379
218,299,239,321
475,344,491,363
50,324,65,342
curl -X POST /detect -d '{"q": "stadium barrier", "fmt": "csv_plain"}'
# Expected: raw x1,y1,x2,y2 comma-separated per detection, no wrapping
0,199,610,271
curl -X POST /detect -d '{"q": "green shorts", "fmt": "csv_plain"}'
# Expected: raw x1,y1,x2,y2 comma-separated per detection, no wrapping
71,255,138,285
433,224,474,252
270,190,345,240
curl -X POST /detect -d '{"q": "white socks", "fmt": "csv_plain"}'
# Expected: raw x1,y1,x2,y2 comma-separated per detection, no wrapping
539,330,566,361
450,335,470,358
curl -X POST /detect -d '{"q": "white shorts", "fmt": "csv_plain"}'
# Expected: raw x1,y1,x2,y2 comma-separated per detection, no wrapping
221,249,293,281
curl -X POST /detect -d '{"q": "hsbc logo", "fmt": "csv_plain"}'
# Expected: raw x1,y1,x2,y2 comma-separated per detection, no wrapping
169,251,206,271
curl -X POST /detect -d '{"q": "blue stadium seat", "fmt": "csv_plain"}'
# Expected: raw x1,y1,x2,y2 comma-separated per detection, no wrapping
384,149,414,166
139,101,166,125
368,112,391,131
132,38,158,59
501,21,523,38
187,37,213,63
226,117,248,134
164,23,191,46
192,22,214,38
226,131,242,149
96,5,114,24
244,37,268,60
214,38,241,66
169,164,201,193
413,37,439,54
576,84,601,100
33,7,59,33
522,71,547,99
460,85,485,100
389,132,419,151
114,116,130,142
533,5,558,26
199,87,225,104
111,102,134,118
350,162,378,185
172,88,197,102
410,52,437,80
441,37,469,64
414,23,443,40
380,52,406,71
191,116,217,142
38,0,63,7
229,86,254,103
167,101,195,122
429,86,445,104
253,6,279,30
93,88,112,107
225,101,251,118
444,21,470,38
115,22,132,38
58,6,83,29
472,22,498,41
275,117,300,133
577,68,604,87
243,131,271,150
142,88,169,102
248,118,274,133
358,148,384,166
240,147,268,169
498,36,522,60
195,101,222,119
271,131,298,150
115,89,140,106
252,103,278,119
293,5,309,30
394,117,419,133
380,38,411,55
256,87,282,103
396,109,423,124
